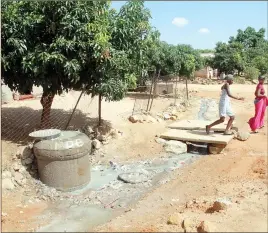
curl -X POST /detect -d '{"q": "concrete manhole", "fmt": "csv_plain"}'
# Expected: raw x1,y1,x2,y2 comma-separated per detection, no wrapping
29,129,61,140
118,172,151,184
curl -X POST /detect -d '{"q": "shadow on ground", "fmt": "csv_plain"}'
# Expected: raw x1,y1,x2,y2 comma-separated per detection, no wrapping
1,106,111,145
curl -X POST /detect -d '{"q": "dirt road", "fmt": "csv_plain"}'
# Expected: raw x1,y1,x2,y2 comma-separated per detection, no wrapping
95,84,268,232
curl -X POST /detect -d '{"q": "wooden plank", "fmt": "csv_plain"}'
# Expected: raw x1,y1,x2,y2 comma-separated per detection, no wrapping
168,120,235,132
160,129,234,145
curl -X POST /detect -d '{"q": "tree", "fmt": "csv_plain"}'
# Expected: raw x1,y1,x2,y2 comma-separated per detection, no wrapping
211,27,267,75
110,0,152,86
177,44,204,99
229,27,266,49
2,1,112,128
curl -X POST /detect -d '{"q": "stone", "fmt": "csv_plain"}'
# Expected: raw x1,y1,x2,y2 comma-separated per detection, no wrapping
170,116,177,121
155,138,167,144
167,213,182,225
84,125,94,134
197,221,215,232
163,113,171,120
164,140,187,154
2,171,12,179
183,218,196,232
12,163,21,172
22,157,33,166
16,146,32,159
2,178,15,190
14,172,25,186
252,79,258,84
92,139,101,149
110,129,119,139
212,199,230,212
236,131,250,141
128,115,142,123
118,172,151,184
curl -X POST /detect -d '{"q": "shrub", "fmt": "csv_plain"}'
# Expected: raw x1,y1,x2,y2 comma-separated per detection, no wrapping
234,76,246,84
244,67,259,80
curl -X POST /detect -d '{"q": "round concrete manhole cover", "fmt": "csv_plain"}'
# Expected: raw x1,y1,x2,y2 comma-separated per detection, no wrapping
29,129,61,140
118,172,151,184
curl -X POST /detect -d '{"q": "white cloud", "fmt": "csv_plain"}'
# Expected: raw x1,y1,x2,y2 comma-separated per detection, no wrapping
198,28,210,33
172,17,189,27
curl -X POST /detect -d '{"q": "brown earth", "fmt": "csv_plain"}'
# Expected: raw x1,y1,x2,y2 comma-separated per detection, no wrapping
1,83,267,232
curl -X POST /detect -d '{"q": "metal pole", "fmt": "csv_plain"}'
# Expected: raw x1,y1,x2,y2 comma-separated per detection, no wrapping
64,91,84,130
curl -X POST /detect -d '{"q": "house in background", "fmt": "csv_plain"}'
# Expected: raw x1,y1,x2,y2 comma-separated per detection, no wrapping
194,53,218,78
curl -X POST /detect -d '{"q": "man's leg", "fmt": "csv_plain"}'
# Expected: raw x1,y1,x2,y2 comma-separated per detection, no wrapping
224,116,235,133
206,117,225,134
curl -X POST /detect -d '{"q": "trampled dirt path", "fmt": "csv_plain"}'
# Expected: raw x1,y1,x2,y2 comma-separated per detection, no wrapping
95,84,268,232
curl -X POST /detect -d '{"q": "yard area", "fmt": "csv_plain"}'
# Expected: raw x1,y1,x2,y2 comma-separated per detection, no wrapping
1,83,267,232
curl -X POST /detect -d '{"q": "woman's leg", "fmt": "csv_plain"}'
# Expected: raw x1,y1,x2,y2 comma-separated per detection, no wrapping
224,116,235,134
260,98,267,128
249,99,263,132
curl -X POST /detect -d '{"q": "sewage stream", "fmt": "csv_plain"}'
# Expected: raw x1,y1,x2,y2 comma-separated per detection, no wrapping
36,99,216,232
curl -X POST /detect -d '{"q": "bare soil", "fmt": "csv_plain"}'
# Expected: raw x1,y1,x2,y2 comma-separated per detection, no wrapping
1,83,267,232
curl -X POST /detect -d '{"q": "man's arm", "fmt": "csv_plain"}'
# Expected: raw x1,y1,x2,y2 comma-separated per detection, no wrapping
226,84,244,100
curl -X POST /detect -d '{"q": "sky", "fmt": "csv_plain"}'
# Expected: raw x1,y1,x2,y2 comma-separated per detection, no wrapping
111,1,268,50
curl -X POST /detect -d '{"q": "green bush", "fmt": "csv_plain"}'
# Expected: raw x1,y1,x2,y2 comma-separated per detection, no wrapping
244,67,259,80
234,76,246,84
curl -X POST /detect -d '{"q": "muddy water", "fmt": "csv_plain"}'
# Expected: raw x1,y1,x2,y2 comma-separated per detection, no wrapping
36,100,216,232
36,150,206,232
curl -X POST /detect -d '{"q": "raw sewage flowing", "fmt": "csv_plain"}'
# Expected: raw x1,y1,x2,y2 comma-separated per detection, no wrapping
35,100,216,232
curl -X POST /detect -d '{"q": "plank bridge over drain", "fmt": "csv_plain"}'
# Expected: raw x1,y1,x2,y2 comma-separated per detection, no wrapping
161,120,235,145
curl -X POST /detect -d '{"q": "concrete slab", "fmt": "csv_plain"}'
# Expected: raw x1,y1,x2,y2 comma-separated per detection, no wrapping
160,129,234,145
168,120,235,132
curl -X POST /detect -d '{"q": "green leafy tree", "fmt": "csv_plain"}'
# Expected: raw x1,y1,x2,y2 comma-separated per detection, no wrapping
2,1,111,128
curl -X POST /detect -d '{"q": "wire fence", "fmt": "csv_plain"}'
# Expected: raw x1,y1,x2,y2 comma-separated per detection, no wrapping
2,79,187,153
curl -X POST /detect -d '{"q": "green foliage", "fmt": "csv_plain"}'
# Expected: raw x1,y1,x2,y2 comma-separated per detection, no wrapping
211,26,267,75
244,67,260,80
2,0,111,95
234,76,246,84
197,49,215,53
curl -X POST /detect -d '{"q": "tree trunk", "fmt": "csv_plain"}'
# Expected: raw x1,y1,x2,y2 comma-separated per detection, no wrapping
185,78,189,100
40,93,55,129
146,71,156,112
174,76,179,105
98,94,102,126
149,69,160,112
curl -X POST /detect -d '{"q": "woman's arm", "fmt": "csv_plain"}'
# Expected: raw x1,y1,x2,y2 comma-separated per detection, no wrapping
256,88,266,97
226,84,244,100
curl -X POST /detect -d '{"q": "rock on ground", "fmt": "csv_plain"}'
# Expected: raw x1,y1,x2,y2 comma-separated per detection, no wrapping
197,221,215,232
211,198,231,212
92,139,101,149
14,172,26,186
129,115,142,123
183,218,196,232
167,213,182,225
155,138,167,144
2,178,15,190
118,172,151,184
236,131,250,141
16,146,32,159
164,140,187,154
